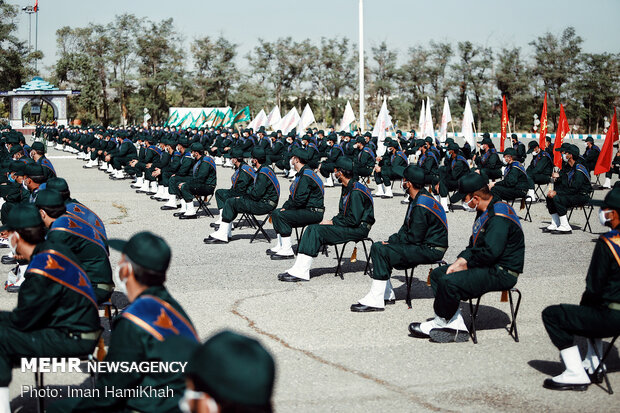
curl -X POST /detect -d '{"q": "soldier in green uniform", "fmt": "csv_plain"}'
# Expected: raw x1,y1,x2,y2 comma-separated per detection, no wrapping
106,133,137,180
176,143,217,220
268,148,325,260
30,141,56,179
151,138,174,200
373,139,408,199
161,138,195,211
415,139,440,189
0,205,101,412
211,148,256,226
22,163,48,203
541,187,620,391
525,141,553,201
583,136,601,172
488,148,531,201
351,165,448,312
277,157,374,282
409,173,525,343
603,144,620,189
474,135,502,180
180,330,275,413
49,231,200,413
205,147,280,244
35,189,113,304
318,134,343,187
544,144,591,234
439,142,470,210
510,134,526,163
353,137,376,181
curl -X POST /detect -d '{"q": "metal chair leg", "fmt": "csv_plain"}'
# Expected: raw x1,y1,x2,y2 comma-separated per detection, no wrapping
591,335,619,395
333,243,346,280
404,267,415,309
508,288,522,342
468,298,481,344
362,239,371,275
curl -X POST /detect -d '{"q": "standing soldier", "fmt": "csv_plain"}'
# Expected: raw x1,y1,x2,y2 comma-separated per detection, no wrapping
268,148,325,260
541,187,620,390
352,165,447,312
583,136,601,173
277,157,374,282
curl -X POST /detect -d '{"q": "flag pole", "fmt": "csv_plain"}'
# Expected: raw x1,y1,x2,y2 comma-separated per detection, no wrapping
358,0,365,134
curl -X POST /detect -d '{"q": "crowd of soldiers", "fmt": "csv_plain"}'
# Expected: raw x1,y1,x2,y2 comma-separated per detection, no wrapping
0,120,616,411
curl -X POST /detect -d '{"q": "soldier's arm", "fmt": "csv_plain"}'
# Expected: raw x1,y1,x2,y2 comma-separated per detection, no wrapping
0,274,61,330
580,239,612,307
332,191,364,227
246,173,268,201
286,177,311,209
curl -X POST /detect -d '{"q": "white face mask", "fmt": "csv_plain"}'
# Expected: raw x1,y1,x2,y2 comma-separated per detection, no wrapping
599,209,612,227
415,150,421,157
22,180,28,190
8,232,19,256
562,154,569,162
463,196,478,213
178,389,218,413
112,262,130,295
289,158,295,169
502,157,509,165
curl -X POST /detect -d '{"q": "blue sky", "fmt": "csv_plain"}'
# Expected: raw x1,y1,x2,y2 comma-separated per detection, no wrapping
9,0,620,75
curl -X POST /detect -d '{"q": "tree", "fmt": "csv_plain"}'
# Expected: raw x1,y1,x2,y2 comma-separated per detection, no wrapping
0,2,30,92
495,47,535,130
427,41,453,124
192,35,239,107
529,26,583,127
369,41,398,110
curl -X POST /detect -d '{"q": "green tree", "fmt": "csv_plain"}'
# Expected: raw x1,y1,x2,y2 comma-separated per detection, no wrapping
495,47,535,130
369,41,398,110
191,35,239,107
0,2,30,92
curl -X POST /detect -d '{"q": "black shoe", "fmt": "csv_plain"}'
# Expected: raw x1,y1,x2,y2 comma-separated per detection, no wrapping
384,299,396,305
408,323,430,338
203,236,227,244
6,284,20,293
146,191,157,195
179,214,197,220
270,253,294,260
588,369,605,384
400,199,409,205
551,229,572,235
135,190,149,194
160,205,179,211
1,256,17,265
541,227,554,233
429,328,470,343
0,244,8,249
542,378,589,391
277,273,308,282
266,248,278,255
350,303,384,312
173,212,185,217
210,224,220,230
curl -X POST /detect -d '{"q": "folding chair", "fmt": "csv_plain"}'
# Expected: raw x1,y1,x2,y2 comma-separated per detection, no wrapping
194,194,215,218
100,301,119,329
509,197,533,222
293,226,307,247
323,237,373,280
534,182,550,202
468,288,522,344
588,335,618,394
567,189,595,233
248,213,272,243
400,260,447,309
235,212,257,230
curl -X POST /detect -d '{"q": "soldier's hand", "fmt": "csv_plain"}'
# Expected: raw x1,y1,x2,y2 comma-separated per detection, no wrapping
548,190,556,198
382,241,389,245
447,258,468,274
488,182,495,189
178,183,183,189
320,219,333,225
146,163,152,168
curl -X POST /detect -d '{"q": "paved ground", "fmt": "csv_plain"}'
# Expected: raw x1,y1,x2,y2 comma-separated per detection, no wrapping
4,139,619,411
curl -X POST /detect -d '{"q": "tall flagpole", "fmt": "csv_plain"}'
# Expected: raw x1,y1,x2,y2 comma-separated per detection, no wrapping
358,0,365,133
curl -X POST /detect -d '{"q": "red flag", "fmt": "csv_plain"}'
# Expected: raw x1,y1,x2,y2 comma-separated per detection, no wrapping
594,108,619,175
34,0,38,12
500,95,509,152
553,104,570,168
539,92,548,150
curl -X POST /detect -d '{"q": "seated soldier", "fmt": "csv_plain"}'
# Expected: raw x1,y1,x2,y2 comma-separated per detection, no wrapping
30,141,56,179
374,138,408,199
318,134,343,187
35,189,113,304
438,142,470,210
161,138,195,211
474,135,502,180
131,135,162,194
211,148,255,226
205,148,280,244
353,137,376,181
181,331,275,413
510,134,526,163
583,136,601,172
525,141,553,201
415,139,440,191
351,165,448,312
544,144,591,234
106,133,137,180
49,232,200,413
409,173,524,343
0,205,100,411
268,148,325,259
175,143,217,220
151,138,175,201
127,134,147,189
541,187,620,391
300,134,321,170
277,157,374,282
603,144,620,189
488,148,531,201
22,163,48,203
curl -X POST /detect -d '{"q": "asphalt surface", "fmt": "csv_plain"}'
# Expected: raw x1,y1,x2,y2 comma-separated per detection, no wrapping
4,138,619,412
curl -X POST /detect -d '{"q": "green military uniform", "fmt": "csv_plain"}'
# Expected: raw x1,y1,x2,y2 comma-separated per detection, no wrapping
319,135,343,178
546,154,591,217
440,143,470,198
416,141,440,186
0,207,100,389
583,137,601,172
475,136,502,180
178,144,216,202
430,194,524,320
297,170,374,257
109,135,137,173
271,154,325,241
526,141,553,186
491,148,531,201
511,135,526,163
370,187,447,281
374,139,408,188
354,138,376,179
167,141,196,199
50,232,199,413
214,150,255,210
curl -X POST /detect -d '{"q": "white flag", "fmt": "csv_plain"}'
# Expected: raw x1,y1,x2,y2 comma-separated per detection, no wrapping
276,107,301,135
424,97,434,139
266,106,281,128
248,109,267,131
417,100,425,137
461,96,475,148
372,97,393,156
339,100,356,132
439,97,452,143
297,104,316,133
